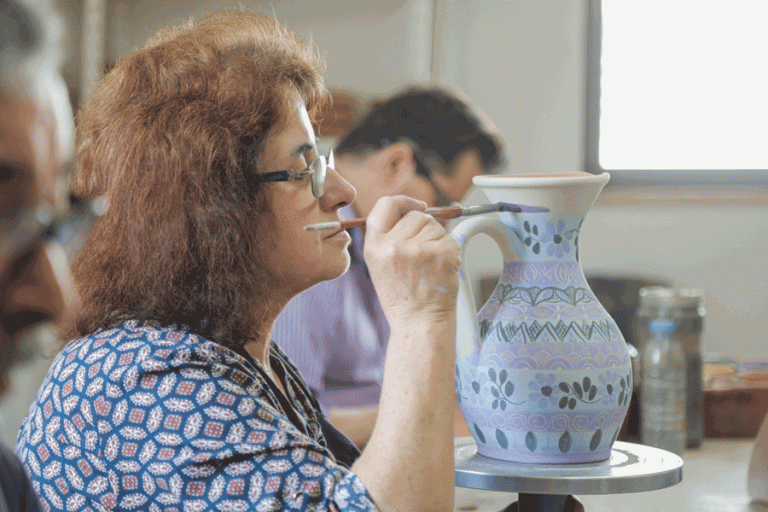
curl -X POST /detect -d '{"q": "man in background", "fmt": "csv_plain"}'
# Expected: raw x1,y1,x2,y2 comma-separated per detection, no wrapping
272,85,505,447
0,0,76,509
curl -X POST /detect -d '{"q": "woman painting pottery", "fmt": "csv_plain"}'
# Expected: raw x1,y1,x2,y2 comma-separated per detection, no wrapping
16,11,460,511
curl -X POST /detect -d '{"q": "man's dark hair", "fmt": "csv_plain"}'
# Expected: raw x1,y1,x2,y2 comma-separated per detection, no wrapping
334,85,504,177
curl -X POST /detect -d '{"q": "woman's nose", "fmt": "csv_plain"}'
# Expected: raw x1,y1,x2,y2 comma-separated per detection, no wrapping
320,167,356,211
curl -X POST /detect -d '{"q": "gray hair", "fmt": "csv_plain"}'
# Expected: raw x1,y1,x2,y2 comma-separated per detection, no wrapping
0,0,73,166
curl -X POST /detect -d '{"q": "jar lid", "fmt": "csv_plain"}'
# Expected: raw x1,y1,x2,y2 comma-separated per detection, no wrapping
638,286,704,310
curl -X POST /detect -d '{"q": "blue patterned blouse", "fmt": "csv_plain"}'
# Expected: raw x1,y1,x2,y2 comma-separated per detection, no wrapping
16,320,378,511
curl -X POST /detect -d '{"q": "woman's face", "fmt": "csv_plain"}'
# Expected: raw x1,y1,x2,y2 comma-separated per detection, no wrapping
258,101,356,299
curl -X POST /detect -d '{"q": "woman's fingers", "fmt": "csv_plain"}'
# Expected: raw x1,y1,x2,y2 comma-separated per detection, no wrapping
364,196,460,317
365,196,427,234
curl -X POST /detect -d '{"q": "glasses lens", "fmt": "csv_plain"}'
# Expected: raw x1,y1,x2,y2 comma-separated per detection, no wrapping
55,213,92,262
0,196,104,274
55,197,105,262
0,205,53,265
310,153,328,198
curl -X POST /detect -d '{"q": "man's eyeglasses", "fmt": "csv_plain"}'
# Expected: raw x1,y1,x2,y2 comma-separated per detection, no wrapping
255,150,334,199
412,150,457,208
0,195,105,267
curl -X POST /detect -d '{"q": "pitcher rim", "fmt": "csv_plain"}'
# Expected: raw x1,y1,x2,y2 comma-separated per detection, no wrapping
473,172,610,188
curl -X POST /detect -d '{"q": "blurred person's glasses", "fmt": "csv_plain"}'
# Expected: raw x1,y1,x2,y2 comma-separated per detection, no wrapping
380,138,457,208
0,195,103,372
412,150,457,208
424,173,455,208
256,150,334,199
0,195,105,268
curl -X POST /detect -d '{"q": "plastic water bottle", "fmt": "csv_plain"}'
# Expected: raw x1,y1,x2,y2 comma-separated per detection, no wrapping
637,286,705,448
641,317,686,454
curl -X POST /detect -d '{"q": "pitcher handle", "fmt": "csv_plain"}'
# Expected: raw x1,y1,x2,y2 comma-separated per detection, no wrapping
451,216,526,361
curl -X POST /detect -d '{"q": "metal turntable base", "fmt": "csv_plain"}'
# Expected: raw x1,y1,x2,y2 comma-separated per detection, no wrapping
455,437,683,512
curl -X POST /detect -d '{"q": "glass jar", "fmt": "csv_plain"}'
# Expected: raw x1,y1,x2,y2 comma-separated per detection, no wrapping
637,286,705,448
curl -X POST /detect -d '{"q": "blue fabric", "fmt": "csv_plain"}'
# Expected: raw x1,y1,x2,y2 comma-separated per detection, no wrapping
16,320,377,511
0,441,42,512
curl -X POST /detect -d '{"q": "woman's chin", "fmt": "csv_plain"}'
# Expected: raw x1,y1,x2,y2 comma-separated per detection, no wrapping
321,257,351,282
293,256,351,292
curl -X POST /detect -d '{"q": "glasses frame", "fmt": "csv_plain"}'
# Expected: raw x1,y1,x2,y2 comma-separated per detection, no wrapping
256,150,334,199
0,196,105,266
411,149,458,208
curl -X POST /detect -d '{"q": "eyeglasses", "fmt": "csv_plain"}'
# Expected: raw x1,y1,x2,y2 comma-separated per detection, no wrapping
411,149,457,208
255,150,334,198
0,195,105,267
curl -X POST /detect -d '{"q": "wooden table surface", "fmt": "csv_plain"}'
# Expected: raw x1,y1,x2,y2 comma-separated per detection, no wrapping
454,439,768,512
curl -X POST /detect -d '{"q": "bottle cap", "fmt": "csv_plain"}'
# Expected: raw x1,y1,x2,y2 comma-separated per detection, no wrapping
638,286,705,320
639,286,704,309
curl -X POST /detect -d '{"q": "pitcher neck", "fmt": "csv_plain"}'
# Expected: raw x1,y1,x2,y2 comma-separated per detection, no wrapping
512,215,585,263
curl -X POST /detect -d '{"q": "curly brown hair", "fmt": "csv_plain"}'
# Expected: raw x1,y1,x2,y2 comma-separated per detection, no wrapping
70,10,330,347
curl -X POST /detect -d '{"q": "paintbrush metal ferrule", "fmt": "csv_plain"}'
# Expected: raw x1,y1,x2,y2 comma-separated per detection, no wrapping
462,203,521,215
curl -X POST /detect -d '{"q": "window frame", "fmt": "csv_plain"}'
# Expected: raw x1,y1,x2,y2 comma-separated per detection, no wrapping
584,0,768,188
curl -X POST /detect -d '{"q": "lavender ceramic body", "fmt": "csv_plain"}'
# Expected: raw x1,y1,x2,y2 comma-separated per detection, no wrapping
453,172,631,463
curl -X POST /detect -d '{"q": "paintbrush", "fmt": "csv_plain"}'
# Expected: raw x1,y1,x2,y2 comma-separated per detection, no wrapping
303,202,549,231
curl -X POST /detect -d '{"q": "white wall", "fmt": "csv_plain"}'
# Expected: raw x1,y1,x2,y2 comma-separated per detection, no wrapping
105,0,432,100
582,202,768,358
56,0,433,102
434,0,585,176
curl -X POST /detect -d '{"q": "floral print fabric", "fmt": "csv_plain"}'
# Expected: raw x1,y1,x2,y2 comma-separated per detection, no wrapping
16,320,378,511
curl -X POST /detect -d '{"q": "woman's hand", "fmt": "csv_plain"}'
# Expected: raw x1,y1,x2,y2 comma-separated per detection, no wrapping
354,195,459,511
363,195,461,324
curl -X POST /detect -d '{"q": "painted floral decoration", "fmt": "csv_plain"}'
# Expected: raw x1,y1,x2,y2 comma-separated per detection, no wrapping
528,372,558,409
523,220,580,258
540,221,574,258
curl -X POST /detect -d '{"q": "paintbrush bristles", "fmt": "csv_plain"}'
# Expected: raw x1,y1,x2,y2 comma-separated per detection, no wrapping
304,220,346,231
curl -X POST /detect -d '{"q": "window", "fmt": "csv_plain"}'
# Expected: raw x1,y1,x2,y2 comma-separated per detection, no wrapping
585,0,768,186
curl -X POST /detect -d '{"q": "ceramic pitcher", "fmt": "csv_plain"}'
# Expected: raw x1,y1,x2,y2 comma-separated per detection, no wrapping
452,172,631,463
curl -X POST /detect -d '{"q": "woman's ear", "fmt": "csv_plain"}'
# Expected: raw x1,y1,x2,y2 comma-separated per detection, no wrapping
373,142,417,194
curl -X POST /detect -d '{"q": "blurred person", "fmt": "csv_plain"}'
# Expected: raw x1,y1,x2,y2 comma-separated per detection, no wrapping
0,0,76,510
272,86,505,447
17,11,460,511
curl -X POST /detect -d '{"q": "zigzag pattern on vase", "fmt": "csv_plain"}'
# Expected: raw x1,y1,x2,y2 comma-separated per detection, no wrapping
460,407,626,433
500,261,584,287
480,319,620,344
478,340,631,370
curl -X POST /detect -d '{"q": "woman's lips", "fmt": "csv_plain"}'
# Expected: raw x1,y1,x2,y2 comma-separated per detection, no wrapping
326,228,350,241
